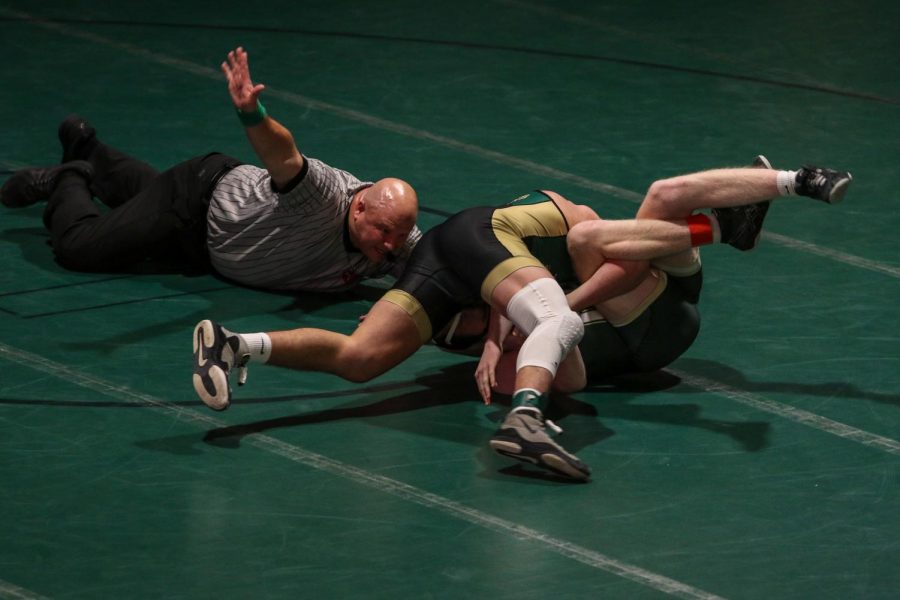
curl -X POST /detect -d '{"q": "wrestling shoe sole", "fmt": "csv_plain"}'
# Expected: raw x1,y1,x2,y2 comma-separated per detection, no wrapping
192,320,231,411
827,176,851,204
489,438,591,481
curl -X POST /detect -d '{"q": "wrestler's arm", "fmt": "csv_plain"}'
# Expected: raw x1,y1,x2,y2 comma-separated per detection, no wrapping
475,310,514,404
566,257,650,312
549,194,651,312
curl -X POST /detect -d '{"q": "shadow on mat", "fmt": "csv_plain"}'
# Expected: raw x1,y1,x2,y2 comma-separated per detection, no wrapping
670,358,900,407
1,221,387,351
579,370,771,452
127,363,778,484
191,365,769,457
200,363,480,449
52,279,384,354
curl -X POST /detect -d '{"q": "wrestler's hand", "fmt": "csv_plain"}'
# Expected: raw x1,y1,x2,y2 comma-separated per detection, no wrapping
222,46,266,112
475,341,502,405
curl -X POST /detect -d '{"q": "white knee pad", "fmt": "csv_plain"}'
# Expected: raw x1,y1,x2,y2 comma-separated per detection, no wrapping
506,278,584,376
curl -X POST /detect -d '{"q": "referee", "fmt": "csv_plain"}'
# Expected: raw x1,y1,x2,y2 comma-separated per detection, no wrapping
0,46,421,292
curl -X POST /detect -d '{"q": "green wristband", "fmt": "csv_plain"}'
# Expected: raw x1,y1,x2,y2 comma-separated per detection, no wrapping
237,101,267,127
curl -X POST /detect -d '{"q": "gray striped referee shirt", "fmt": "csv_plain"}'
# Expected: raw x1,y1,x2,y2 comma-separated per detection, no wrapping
206,157,421,292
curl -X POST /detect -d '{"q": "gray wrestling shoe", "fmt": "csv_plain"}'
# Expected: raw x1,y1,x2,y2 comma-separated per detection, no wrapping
192,320,249,411
489,408,591,481
795,165,852,204
0,161,93,208
710,154,773,251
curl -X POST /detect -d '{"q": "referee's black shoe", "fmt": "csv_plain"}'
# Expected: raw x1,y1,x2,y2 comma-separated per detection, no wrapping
58,114,97,163
0,161,94,208
193,320,250,411
489,408,591,481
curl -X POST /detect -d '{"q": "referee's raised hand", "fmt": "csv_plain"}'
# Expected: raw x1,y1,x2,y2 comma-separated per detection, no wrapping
222,46,265,112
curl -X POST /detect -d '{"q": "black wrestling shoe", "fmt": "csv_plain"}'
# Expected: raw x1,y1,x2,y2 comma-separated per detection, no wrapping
58,114,97,163
795,166,852,204
713,200,771,251
489,408,591,481
0,161,94,208
192,320,249,411
710,154,773,251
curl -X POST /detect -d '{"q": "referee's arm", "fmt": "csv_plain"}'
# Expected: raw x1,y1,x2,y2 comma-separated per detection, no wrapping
223,46,305,191
242,114,305,191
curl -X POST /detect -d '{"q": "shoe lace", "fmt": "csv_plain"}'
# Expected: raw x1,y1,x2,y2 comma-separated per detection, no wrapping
511,406,564,435
544,418,564,435
810,173,828,187
801,167,828,188
35,171,55,187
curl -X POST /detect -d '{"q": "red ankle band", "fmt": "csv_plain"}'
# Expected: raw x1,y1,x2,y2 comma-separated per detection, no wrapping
687,214,714,247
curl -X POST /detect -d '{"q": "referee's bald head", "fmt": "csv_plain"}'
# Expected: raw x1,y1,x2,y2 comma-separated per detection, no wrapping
372,178,417,216
350,178,418,263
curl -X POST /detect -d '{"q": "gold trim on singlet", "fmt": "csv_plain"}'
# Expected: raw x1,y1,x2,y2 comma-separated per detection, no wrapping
480,256,545,301
382,289,432,343
480,201,570,301
608,269,669,327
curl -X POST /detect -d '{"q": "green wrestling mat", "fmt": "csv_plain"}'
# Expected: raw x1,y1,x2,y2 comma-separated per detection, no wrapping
1,1,898,598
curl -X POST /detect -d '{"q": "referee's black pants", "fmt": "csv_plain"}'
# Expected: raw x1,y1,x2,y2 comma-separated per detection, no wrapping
43,139,240,272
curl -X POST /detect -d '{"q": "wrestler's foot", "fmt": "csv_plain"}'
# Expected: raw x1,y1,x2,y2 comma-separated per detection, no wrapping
192,320,249,411
709,154,773,251
489,408,591,481
58,114,97,163
795,166,852,204
0,161,94,208
713,201,770,251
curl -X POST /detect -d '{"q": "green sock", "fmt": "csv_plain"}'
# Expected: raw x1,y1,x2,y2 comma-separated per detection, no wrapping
511,388,548,413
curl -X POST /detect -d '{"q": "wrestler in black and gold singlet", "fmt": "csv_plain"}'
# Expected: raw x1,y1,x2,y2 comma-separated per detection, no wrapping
383,191,568,343
384,191,703,380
